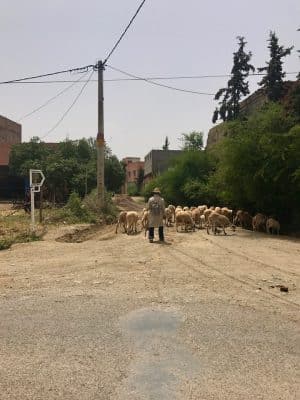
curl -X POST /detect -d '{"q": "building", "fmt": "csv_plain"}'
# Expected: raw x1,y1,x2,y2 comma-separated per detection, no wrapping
143,149,183,183
0,115,23,199
122,157,145,194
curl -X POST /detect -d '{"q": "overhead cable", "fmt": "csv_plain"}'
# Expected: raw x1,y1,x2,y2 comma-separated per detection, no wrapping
106,65,216,95
103,0,147,65
0,64,94,85
41,70,94,139
18,70,90,122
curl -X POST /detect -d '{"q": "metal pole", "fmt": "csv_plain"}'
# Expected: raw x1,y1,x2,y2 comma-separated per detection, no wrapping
96,60,105,207
30,187,35,232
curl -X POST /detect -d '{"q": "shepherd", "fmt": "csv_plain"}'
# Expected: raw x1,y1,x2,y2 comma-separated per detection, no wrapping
147,187,165,243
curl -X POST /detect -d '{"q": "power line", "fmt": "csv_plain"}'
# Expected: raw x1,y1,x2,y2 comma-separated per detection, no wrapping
2,72,299,85
41,70,94,140
106,65,216,95
18,70,90,122
103,0,147,65
0,64,94,85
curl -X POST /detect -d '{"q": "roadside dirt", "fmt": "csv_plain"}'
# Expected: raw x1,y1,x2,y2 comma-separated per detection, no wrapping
0,197,299,399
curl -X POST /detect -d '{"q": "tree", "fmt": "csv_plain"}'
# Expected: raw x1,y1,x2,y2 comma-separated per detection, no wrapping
297,28,300,80
135,167,144,193
213,36,255,123
180,131,204,151
162,136,170,150
258,31,293,101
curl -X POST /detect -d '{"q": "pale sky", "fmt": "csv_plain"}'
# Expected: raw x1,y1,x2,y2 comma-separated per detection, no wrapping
1,0,299,159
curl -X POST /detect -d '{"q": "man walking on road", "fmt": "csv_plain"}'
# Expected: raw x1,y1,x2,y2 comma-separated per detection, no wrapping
147,187,165,243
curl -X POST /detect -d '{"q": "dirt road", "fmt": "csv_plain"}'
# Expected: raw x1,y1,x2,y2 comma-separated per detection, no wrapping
0,214,299,399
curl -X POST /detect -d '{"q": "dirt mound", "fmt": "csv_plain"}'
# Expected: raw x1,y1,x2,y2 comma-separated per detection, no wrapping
56,224,117,243
113,195,145,212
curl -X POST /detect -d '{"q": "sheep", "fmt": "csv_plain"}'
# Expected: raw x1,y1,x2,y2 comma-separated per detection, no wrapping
168,204,176,222
266,218,280,235
252,213,267,232
221,207,233,221
204,208,213,222
207,212,236,235
175,206,183,215
141,210,149,237
191,208,202,229
183,206,190,212
164,207,173,227
126,211,139,235
214,206,221,213
175,211,195,232
199,214,205,229
233,210,252,229
115,211,127,233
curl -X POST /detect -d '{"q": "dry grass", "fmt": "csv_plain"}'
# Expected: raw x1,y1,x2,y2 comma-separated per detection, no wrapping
0,212,43,250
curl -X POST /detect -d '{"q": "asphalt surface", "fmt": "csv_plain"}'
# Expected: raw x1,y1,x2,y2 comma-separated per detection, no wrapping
0,224,299,399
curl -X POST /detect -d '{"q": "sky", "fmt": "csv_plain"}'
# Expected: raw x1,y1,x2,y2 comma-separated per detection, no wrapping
1,0,299,160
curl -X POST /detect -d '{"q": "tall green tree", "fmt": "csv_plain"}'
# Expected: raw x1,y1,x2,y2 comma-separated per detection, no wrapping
180,131,204,151
162,136,170,150
258,31,293,101
213,36,255,123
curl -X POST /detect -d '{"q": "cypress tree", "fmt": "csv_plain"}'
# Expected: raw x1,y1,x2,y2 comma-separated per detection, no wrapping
213,36,255,123
258,31,293,101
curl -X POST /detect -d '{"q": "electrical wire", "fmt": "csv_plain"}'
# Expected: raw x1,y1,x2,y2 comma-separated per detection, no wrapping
103,0,147,65
0,64,94,85
40,70,94,140
2,72,298,85
18,70,90,122
106,65,216,95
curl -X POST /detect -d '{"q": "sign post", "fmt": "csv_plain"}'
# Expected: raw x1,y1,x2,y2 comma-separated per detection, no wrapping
29,169,45,232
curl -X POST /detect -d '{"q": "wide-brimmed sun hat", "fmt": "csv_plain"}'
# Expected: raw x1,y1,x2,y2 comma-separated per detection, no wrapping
152,187,161,194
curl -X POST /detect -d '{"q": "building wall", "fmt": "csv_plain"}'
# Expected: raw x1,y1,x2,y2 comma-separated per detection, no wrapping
144,150,182,179
0,115,22,166
121,157,144,194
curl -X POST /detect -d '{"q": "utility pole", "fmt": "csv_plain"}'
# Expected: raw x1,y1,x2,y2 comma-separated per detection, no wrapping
96,60,105,207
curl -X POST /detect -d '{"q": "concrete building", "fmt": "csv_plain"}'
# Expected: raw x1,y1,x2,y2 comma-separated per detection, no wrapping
0,115,23,198
144,149,183,183
0,115,22,166
122,157,145,194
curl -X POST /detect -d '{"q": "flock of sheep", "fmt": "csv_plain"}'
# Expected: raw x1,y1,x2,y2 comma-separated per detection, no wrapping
115,205,280,236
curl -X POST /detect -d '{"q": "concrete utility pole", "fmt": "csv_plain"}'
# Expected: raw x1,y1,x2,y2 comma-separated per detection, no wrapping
96,60,105,207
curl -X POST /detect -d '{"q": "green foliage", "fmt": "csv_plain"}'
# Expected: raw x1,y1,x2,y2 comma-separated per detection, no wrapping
9,138,125,202
210,103,300,230
213,36,255,123
104,155,125,193
258,31,293,101
180,131,204,151
143,150,215,205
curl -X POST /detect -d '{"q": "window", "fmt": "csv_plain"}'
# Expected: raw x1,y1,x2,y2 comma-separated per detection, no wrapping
133,170,136,177
128,171,131,178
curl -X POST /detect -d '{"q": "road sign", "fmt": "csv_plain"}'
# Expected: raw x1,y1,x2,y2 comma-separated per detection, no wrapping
30,169,45,192
29,169,45,231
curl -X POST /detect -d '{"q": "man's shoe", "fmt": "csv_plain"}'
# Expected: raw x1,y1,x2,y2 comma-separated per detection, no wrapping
149,239,154,243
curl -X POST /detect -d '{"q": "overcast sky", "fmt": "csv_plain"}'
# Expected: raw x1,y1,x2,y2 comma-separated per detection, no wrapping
1,0,299,159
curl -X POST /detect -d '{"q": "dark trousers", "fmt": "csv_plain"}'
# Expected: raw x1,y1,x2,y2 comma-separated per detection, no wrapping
149,226,164,241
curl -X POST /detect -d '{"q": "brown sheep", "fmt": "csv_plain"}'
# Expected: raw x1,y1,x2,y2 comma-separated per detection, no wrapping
234,210,252,229
164,208,173,227
207,212,236,235
126,211,139,235
175,211,195,232
252,213,267,232
115,211,127,233
266,218,280,235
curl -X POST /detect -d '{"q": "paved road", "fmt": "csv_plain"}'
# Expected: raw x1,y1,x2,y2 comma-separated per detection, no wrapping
0,224,299,399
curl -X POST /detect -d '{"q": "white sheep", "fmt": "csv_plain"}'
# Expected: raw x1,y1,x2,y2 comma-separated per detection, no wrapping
175,211,195,232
